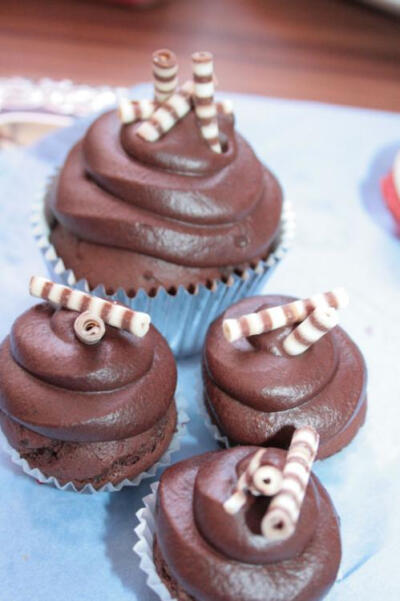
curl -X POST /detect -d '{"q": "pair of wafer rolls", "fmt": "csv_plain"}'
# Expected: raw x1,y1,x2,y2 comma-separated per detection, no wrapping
223,449,283,515
136,80,193,142
222,287,348,343
152,48,179,103
192,51,222,153
261,427,319,541
29,276,150,338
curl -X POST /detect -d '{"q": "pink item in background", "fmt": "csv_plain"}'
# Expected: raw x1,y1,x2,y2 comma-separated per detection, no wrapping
381,151,400,232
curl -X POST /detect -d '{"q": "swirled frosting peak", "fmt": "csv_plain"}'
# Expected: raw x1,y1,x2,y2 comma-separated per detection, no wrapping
47,100,282,272
0,303,176,442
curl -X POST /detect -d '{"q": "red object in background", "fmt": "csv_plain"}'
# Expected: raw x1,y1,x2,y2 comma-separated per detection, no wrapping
381,172,400,229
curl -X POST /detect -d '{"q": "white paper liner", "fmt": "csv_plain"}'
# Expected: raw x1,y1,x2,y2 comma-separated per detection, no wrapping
133,482,177,601
0,397,189,494
31,180,295,357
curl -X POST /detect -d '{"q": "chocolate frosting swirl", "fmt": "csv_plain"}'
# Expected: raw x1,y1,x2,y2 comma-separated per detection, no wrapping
193,447,319,564
47,109,282,269
0,303,176,442
203,295,367,458
156,448,341,601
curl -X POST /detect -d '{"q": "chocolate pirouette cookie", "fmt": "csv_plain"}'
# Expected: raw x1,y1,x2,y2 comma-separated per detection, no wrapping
154,446,341,601
45,95,282,293
203,295,367,459
0,303,177,489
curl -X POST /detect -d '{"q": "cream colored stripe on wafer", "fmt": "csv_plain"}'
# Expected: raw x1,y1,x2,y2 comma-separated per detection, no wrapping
118,97,135,124
136,121,159,142
29,275,46,298
217,99,233,114
194,81,215,98
153,65,178,79
118,98,157,124
223,489,247,515
200,120,219,140
195,104,218,119
193,61,214,77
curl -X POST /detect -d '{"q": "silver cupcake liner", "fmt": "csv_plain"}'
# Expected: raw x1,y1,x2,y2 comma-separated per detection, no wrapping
31,181,295,357
133,482,176,601
0,397,188,494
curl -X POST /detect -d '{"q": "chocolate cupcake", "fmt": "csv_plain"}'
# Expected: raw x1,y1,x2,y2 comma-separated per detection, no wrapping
0,277,180,492
203,291,367,459
135,428,341,601
35,49,292,356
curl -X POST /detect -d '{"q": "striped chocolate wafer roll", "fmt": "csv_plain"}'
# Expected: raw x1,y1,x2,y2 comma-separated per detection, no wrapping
222,287,348,343
136,80,193,142
283,306,338,356
192,51,221,153
118,98,157,125
152,48,178,103
223,449,283,514
73,311,105,345
261,427,319,541
29,276,150,338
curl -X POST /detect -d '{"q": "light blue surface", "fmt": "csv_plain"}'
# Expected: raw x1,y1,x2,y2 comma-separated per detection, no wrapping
0,86,400,600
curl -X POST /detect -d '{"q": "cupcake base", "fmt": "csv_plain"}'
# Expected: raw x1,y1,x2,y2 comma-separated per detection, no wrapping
49,223,274,296
0,402,176,490
202,392,368,460
154,537,195,601
0,399,188,493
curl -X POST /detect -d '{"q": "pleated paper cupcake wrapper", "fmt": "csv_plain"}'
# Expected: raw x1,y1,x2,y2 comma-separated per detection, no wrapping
133,482,177,601
31,182,295,357
0,398,189,494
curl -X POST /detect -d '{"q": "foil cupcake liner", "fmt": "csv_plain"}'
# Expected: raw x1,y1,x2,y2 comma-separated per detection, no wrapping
133,482,176,601
31,180,295,357
0,397,189,494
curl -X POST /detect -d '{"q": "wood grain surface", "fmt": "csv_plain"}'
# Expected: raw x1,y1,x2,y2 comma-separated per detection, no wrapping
0,0,399,111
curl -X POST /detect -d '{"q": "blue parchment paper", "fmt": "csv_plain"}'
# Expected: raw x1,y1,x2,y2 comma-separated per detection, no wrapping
0,85,399,600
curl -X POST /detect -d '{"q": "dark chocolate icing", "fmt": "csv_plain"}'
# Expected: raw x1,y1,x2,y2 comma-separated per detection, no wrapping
46,108,282,270
203,295,367,459
156,447,341,601
0,303,177,442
